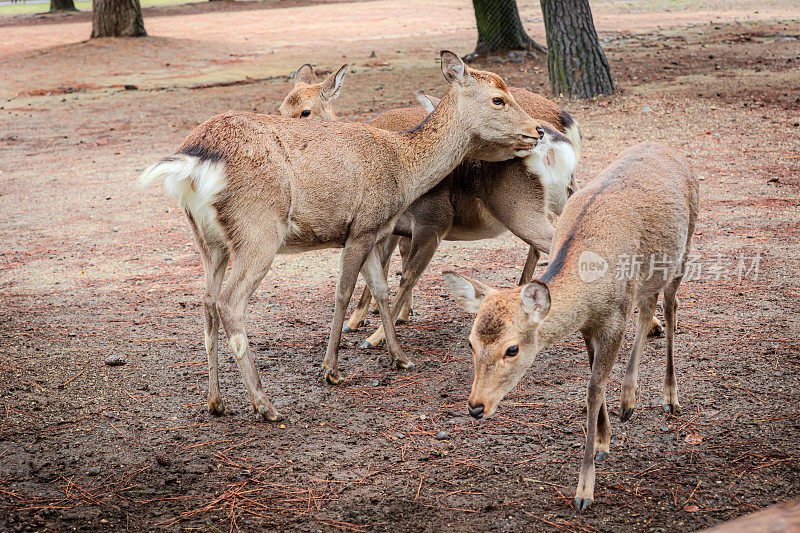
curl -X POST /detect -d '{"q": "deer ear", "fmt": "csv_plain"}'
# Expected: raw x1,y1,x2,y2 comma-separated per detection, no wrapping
321,64,348,100
414,91,440,113
443,271,496,313
293,64,317,87
440,50,473,87
520,281,551,325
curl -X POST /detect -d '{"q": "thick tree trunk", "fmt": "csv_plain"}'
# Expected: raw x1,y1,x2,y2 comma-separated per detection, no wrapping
540,0,614,98
471,0,546,57
50,0,77,12
91,0,146,38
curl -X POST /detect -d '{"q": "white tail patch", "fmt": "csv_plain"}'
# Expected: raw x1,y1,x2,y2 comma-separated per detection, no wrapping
563,121,582,162
524,131,578,216
139,154,227,242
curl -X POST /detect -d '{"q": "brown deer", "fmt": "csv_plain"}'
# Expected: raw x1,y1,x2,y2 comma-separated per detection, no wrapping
699,500,800,532
279,66,585,350
443,143,699,511
139,51,544,421
279,63,348,121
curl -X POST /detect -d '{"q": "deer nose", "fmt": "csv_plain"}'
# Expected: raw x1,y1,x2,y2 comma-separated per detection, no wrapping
467,403,484,419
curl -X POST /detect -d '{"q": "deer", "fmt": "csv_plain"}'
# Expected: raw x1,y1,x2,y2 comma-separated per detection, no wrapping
279,65,593,352
138,51,545,422
443,143,699,512
278,63,349,121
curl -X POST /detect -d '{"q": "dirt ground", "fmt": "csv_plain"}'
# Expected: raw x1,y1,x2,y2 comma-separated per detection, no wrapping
1,0,799,531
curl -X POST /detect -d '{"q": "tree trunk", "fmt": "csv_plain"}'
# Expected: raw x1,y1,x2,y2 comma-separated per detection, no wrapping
91,0,146,38
540,0,614,98
50,0,77,12
471,0,546,57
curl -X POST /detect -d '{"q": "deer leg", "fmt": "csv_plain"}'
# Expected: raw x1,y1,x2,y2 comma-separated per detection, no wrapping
488,206,552,285
201,246,229,416
216,239,281,422
620,294,659,422
581,331,610,461
344,286,372,332
662,277,682,415
368,238,396,314
344,236,397,332
361,227,441,349
575,328,624,512
518,246,541,285
322,235,376,385
360,247,414,369
187,214,230,416
507,212,553,258
396,236,414,323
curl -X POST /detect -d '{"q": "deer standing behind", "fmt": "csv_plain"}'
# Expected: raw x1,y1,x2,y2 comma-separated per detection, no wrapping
279,65,584,350
443,143,699,511
138,51,543,421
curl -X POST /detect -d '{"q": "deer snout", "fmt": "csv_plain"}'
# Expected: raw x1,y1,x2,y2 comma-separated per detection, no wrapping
467,402,484,419
515,123,543,151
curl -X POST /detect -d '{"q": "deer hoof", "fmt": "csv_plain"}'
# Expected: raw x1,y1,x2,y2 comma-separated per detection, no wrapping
648,318,664,337
257,405,283,422
395,359,415,371
359,339,384,349
619,407,635,422
573,497,593,513
394,318,407,325
662,403,681,416
343,321,364,333
595,451,609,463
208,399,226,416
323,368,343,385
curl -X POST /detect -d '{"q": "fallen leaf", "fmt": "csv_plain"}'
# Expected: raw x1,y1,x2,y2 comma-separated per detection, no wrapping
684,433,704,445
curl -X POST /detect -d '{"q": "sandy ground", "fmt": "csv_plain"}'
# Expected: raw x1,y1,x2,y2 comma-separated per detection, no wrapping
1,0,799,531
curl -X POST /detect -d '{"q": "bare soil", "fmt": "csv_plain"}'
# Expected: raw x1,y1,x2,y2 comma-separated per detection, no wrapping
1,1,799,531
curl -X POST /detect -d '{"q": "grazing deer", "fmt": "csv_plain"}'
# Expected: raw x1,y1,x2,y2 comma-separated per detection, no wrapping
279,68,583,349
139,51,544,421
443,143,699,511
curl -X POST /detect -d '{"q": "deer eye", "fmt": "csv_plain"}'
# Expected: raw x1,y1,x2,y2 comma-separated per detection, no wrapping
300,110,311,118
492,97,505,106
505,345,519,358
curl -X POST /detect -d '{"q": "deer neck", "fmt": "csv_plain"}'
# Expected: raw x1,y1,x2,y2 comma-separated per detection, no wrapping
395,89,472,205
534,270,589,350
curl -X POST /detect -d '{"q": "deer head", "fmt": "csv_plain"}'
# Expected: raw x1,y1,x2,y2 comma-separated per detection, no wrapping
279,64,348,121
438,51,543,161
443,272,551,419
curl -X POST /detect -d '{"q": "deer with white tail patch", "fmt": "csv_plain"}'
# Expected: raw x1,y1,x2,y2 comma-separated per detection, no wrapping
280,64,590,349
444,143,699,512
139,51,543,422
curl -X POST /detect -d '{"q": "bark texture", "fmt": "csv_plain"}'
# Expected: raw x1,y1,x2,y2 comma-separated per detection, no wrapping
50,0,77,12
471,0,546,57
540,0,614,98
91,0,146,38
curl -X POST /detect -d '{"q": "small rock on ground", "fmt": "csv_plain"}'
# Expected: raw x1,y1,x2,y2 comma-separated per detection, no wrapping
105,353,126,366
